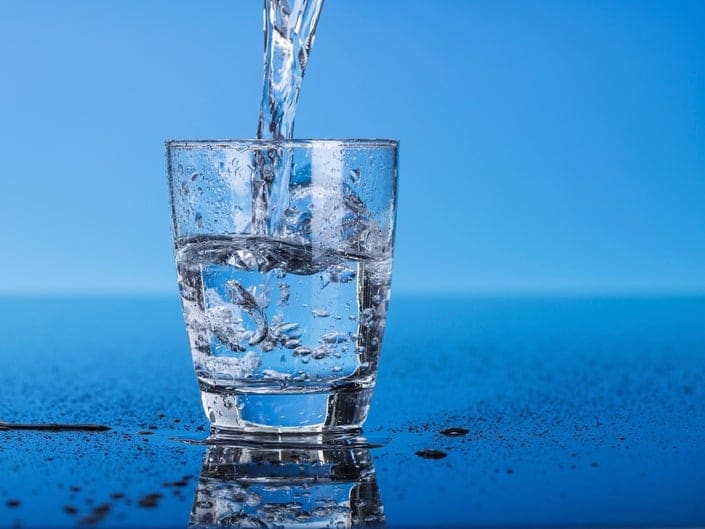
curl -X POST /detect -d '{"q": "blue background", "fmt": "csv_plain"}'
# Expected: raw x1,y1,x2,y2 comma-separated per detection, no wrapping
1,4,705,526
1,0,704,294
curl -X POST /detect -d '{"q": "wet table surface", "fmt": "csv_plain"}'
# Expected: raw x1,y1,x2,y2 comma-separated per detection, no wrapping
0,295,704,528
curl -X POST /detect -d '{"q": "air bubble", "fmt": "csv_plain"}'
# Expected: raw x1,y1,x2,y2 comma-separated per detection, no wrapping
279,282,290,305
262,369,290,381
312,347,329,360
273,322,301,339
293,347,312,357
321,332,347,344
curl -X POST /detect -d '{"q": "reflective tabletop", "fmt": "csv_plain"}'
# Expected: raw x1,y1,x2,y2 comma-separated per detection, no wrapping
0,295,703,528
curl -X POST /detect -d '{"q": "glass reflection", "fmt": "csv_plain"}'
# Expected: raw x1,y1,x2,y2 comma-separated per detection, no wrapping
189,442,385,528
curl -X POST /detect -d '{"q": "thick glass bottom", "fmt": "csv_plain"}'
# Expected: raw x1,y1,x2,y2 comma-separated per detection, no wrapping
199,382,375,433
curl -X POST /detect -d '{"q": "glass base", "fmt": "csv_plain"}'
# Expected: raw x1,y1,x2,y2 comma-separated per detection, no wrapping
199,383,374,433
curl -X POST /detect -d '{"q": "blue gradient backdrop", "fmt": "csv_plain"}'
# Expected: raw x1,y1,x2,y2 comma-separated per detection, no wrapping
1,1,703,294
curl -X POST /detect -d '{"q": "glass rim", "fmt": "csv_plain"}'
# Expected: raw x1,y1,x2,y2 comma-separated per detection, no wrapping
166,138,398,149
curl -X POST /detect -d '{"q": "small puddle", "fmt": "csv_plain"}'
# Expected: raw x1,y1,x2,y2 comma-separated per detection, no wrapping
0,421,111,432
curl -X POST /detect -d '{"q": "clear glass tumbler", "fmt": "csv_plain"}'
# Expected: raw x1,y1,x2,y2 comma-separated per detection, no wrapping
167,139,398,433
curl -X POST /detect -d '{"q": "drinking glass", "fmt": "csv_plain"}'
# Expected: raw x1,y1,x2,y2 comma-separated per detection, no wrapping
167,139,398,433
